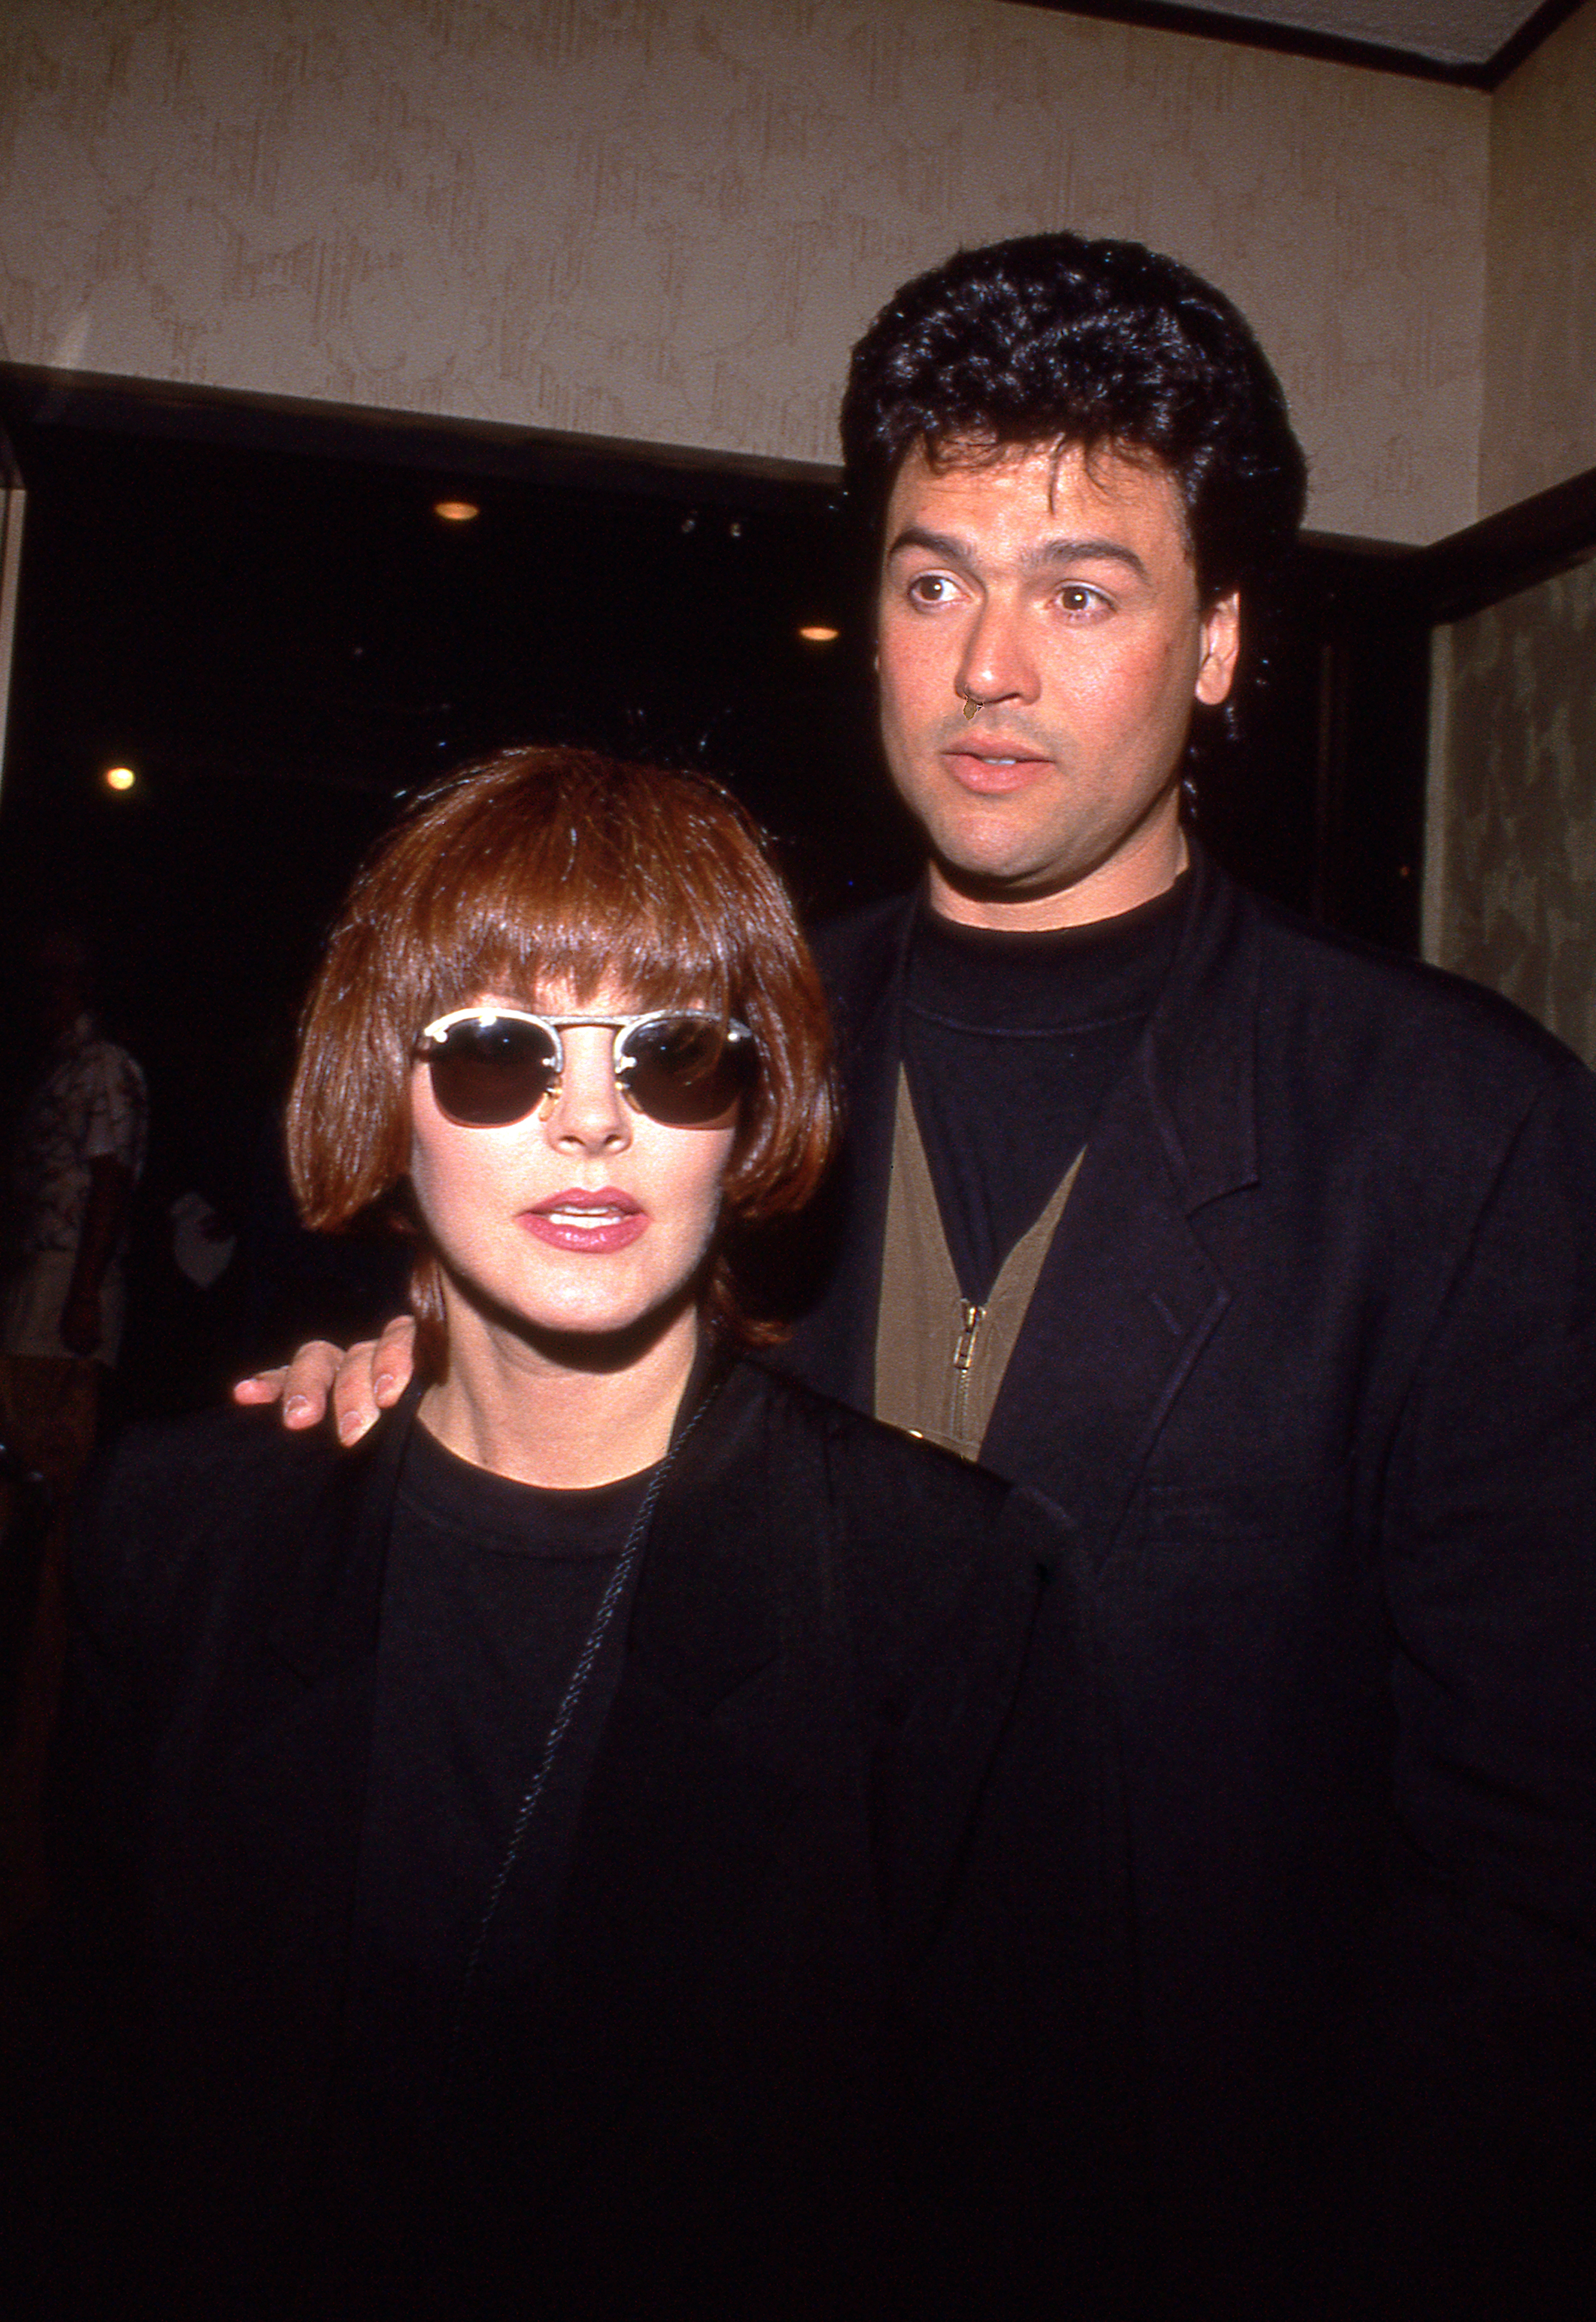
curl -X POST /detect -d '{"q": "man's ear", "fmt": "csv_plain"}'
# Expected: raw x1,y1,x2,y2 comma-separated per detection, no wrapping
1195,591,1241,708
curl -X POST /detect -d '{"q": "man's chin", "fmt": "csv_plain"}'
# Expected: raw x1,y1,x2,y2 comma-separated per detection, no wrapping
925,847,1087,929
925,830,1185,930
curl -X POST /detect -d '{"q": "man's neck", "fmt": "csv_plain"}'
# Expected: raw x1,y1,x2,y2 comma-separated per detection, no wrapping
927,827,1188,933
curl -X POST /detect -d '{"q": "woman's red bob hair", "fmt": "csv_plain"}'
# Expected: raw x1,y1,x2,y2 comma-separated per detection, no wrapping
287,747,837,1347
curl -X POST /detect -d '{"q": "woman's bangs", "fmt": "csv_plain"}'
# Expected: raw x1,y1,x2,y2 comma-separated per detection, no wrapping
417,877,737,1022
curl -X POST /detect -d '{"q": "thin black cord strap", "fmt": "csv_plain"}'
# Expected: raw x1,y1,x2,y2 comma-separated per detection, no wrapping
449,1388,713,2058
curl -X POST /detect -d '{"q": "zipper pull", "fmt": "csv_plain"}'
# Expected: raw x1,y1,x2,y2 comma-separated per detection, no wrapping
954,1300,986,1372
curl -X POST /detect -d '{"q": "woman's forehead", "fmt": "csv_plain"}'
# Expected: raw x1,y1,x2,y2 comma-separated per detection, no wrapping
428,951,720,1015
469,981,697,1017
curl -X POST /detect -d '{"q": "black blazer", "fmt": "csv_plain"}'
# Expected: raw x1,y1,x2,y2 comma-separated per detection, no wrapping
783,849,1596,2311
44,1358,1112,2321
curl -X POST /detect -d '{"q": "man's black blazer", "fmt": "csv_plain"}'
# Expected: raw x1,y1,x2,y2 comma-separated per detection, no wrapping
783,846,1596,2309
44,1358,1109,2320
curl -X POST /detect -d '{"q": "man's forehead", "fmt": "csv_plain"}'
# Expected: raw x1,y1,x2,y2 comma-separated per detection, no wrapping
883,435,1196,562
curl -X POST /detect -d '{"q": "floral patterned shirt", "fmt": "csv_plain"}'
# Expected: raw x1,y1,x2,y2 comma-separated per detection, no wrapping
10,1013,148,1258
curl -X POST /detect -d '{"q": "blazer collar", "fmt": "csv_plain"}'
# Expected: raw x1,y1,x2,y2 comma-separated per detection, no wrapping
619,1354,786,1711
1138,843,1261,1213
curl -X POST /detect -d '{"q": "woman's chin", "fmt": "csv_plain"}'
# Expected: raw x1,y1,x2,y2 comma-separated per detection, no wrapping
443,1273,704,1376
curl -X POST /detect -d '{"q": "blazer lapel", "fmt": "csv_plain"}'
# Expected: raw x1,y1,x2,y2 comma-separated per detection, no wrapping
538,1365,796,1988
980,1084,1236,1553
165,1407,404,1884
143,1410,413,2207
981,854,1261,1554
488,1368,857,2165
782,896,917,1409
264,1404,406,1687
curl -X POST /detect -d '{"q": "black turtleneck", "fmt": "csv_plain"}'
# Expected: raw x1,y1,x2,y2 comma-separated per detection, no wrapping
903,874,1190,1304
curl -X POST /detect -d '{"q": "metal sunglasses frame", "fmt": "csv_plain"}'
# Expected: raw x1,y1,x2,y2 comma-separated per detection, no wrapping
414,1005,754,1122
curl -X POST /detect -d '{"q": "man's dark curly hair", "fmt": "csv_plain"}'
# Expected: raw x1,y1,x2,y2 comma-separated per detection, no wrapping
840,232,1308,610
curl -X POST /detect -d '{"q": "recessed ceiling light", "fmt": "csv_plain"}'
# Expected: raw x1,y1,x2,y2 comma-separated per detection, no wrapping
798,624,839,643
104,764,136,792
435,499,479,522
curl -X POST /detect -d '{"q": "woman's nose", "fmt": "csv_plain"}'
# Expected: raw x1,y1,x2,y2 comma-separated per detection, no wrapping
540,1026,632,1152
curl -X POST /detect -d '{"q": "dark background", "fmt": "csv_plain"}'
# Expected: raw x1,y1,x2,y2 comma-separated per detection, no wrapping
0,377,1428,1413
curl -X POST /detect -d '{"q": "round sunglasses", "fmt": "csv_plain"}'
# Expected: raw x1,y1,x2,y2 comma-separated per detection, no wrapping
415,1007,756,1129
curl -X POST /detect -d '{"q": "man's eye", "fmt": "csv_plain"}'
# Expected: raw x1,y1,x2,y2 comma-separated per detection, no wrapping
905,573,958,606
1058,584,1105,614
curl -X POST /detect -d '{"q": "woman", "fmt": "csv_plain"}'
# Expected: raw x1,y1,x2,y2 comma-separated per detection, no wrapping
48,750,1110,2319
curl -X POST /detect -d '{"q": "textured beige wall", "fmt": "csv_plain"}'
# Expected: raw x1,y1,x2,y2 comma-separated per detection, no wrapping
1480,0,1596,519
1427,557,1596,1063
0,0,1487,543
1435,3,1596,1057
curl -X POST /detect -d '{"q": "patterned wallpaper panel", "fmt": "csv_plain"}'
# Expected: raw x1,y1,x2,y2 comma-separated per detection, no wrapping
0,0,1488,543
1482,0,1596,519
1429,554,1596,1065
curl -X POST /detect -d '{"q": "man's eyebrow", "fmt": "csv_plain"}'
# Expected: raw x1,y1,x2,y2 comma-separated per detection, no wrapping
1028,535,1150,582
884,524,974,564
885,523,1150,581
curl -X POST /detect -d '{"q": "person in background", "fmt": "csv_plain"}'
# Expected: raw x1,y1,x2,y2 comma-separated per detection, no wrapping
1,925,146,1921
47,750,1112,2320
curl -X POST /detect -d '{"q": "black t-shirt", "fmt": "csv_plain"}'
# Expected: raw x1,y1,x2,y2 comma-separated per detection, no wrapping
339,1421,653,2121
903,876,1190,1304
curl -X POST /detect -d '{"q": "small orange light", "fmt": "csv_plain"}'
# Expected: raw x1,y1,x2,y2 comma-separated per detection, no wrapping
798,624,839,643
104,766,136,792
435,499,479,523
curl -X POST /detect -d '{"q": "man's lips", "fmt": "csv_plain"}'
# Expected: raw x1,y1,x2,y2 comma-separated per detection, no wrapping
520,1189,648,1252
941,739,1052,794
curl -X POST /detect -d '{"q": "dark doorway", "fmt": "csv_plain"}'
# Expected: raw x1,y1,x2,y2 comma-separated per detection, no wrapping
0,382,905,1408
0,372,1424,1411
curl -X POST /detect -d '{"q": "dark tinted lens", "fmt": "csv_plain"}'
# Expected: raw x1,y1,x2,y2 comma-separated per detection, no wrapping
620,1018,753,1125
426,1017,560,1126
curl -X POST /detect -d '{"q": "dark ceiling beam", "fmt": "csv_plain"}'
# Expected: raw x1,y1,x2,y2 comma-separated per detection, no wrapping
1404,463,1596,622
1001,0,1589,89
0,363,840,519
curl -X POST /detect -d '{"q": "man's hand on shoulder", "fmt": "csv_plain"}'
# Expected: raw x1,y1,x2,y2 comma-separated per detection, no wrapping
232,1314,418,1443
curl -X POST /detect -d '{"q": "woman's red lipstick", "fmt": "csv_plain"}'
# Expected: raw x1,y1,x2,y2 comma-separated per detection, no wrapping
520,1189,647,1253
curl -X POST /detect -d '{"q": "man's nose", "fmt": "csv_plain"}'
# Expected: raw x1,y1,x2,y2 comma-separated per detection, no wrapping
956,597,1040,710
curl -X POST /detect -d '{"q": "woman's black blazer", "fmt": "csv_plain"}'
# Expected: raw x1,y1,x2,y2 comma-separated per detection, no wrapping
43,1356,1114,2319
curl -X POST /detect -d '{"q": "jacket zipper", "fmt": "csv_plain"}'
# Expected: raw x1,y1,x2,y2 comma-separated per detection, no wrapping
950,1300,987,1448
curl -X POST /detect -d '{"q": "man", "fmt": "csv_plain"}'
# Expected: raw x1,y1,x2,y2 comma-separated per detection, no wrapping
245,237,1596,2310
